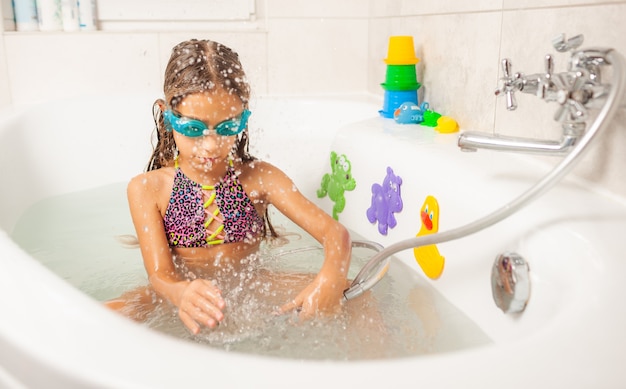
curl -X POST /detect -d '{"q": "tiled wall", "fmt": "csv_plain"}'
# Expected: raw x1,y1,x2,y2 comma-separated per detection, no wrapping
0,0,625,195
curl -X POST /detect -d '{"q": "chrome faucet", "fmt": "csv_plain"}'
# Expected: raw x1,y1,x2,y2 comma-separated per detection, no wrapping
458,34,613,154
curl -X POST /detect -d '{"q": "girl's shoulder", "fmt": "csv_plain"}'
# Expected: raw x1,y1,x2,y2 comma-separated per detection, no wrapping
237,159,294,190
127,167,176,199
237,159,285,180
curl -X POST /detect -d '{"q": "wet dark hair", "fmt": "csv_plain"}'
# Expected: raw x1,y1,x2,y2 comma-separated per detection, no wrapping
147,39,276,238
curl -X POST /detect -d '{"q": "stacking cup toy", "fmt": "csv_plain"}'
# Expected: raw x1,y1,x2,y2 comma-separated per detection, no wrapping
380,36,421,118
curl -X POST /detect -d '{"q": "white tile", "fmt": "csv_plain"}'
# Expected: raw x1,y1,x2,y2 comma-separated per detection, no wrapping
267,18,368,95
503,0,624,9
401,0,503,15
0,36,10,106
4,32,161,104
371,0,503,17
265,0,369,18
97,0,254,22
369,0,402,18
367,19,396,94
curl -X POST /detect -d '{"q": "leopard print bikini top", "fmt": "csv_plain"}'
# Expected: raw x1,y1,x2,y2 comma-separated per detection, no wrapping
163,162,265,247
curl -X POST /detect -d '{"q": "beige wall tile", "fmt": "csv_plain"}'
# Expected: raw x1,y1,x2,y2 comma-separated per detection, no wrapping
265,0,369,18
369,0,403,17
503,0,624,9
267,18,368,95
402,0,504,14
4,33,162,105
371,0,503,17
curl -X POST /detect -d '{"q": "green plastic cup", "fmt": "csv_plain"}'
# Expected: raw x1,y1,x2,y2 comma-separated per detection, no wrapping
381,64,420,91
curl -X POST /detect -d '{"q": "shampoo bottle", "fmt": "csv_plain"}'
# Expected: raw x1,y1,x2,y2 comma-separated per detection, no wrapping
36,0,62,31
77,0,96,30
61,0,79,31
12,0,39,31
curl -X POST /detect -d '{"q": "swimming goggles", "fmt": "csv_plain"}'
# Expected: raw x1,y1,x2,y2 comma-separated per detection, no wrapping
163,109,251,137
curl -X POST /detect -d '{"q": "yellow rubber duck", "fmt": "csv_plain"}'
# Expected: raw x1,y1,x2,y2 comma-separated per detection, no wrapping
413,195,445,279
435,116,459,133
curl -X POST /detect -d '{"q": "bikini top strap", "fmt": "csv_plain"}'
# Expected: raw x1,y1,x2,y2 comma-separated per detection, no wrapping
173,156,233,170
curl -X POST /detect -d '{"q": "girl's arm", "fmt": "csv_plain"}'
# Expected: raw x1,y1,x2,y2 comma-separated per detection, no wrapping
252,162,352,317
127,173,225,334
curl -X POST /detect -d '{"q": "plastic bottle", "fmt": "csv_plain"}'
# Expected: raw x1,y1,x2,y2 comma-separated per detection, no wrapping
36,0,63,31
12,0,40,31
61,0,79,31
77,0,96,31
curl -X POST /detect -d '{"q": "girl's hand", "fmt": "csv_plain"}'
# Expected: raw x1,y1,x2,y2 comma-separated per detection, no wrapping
280,273,347,318
177,279,226,334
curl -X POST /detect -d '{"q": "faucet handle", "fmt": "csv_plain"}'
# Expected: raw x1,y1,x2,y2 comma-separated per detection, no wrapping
553,69,591,123
537,55,553,99
537,54,566,99
495,58,521,110
552,33,584,52
544,54,554,77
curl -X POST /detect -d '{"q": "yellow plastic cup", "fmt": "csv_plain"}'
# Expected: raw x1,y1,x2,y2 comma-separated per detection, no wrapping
384,36,420,65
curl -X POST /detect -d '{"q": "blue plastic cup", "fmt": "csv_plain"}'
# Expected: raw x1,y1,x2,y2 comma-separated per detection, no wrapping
379,90,418,118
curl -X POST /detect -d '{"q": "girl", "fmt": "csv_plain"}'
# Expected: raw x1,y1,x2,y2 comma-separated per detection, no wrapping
107,39,352,335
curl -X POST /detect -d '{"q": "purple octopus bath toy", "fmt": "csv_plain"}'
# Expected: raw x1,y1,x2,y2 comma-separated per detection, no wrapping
366,166,403,235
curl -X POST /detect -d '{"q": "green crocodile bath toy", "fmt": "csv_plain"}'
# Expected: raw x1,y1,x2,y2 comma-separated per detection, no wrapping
317,151,356,220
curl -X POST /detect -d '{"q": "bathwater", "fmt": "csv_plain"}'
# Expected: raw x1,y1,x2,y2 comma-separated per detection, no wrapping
11,182,492,360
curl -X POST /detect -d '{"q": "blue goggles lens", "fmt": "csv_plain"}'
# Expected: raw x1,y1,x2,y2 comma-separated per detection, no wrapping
163,109,251,137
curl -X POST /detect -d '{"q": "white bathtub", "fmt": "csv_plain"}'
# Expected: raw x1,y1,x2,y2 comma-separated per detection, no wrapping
1,95,625,388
